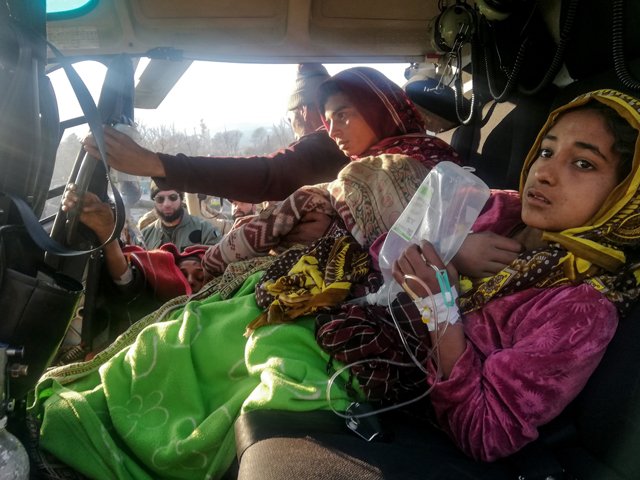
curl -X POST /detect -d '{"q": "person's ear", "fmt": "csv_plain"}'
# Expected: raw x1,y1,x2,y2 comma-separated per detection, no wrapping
300,104,309,120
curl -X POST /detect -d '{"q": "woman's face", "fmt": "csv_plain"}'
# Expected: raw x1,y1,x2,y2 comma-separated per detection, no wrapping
521,109,622,232
178,258,206,293
323,92,380,157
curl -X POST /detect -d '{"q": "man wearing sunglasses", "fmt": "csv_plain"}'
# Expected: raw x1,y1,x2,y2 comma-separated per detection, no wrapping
138,181,221,251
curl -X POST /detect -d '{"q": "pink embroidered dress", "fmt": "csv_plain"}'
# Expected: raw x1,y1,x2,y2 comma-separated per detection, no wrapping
430,191,618,461
318,89,640,463
409,90,640,461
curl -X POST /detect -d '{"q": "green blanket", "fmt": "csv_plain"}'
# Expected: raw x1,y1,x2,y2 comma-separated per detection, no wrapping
31,273,356,479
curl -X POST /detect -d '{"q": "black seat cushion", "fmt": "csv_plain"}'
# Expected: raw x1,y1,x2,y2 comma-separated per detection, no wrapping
235,409,514,480
553,301,640,480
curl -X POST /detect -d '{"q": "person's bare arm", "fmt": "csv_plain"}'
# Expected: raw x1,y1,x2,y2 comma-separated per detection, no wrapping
61,185,129,281
453,231,523,278
82,126,166,177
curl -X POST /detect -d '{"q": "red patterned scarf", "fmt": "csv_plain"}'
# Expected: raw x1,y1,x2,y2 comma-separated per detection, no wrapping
319,66,459,168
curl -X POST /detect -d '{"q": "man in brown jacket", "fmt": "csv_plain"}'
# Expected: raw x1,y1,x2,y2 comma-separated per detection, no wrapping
84,64,349,204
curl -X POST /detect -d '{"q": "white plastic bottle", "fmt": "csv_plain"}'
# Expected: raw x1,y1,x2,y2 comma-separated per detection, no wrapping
0,416,29,480
370,181,434,304
0,346,29,480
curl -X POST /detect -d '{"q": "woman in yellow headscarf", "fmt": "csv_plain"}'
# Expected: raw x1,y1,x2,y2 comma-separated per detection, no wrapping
387,89,640,461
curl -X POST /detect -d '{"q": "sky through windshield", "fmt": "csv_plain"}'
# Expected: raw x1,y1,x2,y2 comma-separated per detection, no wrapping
49,61,409,138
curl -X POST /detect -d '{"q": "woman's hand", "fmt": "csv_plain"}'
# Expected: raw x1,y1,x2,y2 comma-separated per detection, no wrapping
61,184,115,243
281,211,332,247
392,240,458,298
82,125,166,177
393,240,465,379
453,232,522,279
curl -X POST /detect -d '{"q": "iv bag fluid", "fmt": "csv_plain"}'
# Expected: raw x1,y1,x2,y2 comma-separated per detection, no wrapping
371,162,490,305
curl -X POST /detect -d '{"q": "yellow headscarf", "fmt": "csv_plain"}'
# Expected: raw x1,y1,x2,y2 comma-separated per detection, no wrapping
459,89,640,316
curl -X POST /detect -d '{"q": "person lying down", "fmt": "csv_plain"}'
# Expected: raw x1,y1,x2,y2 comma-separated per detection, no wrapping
32,87,640,479
200,66,461,276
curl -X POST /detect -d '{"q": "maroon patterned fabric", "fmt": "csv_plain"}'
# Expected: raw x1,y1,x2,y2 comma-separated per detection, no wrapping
202,185,336,275
316,292,432,402
364,134,460,171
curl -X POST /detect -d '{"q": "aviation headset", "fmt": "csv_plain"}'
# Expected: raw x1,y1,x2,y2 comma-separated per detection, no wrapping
432,0,518,52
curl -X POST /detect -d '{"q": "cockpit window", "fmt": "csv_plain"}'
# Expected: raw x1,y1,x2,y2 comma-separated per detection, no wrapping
46,0,98,19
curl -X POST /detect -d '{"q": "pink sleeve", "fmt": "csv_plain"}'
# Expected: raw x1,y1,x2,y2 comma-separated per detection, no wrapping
471,189,523,236
428,285,618,461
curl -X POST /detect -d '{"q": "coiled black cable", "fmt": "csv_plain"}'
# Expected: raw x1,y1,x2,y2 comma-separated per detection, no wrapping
519,0,579,96
452,41,482,125
483,24,528,102
612,0,640,90
480,2,536,102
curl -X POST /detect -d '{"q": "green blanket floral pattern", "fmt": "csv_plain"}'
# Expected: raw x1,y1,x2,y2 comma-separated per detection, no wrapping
31,273,356,480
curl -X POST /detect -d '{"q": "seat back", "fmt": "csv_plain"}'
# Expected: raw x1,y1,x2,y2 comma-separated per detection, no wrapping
554,302,640,479
442,91,555,190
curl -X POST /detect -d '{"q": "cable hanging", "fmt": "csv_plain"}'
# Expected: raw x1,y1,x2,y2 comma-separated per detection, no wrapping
612,0,640,90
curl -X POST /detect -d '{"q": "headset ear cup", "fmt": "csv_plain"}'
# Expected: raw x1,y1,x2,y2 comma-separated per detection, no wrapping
432,3,477,53
432,10,449,53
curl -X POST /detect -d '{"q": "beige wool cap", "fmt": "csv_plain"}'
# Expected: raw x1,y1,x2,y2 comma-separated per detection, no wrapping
287,63,330,111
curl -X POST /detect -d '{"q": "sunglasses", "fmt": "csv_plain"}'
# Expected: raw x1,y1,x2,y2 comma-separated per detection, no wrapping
154,193,180,204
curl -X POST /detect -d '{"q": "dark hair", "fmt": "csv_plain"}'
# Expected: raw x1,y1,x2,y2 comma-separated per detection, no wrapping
567,102,638,182
317,80,344,115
